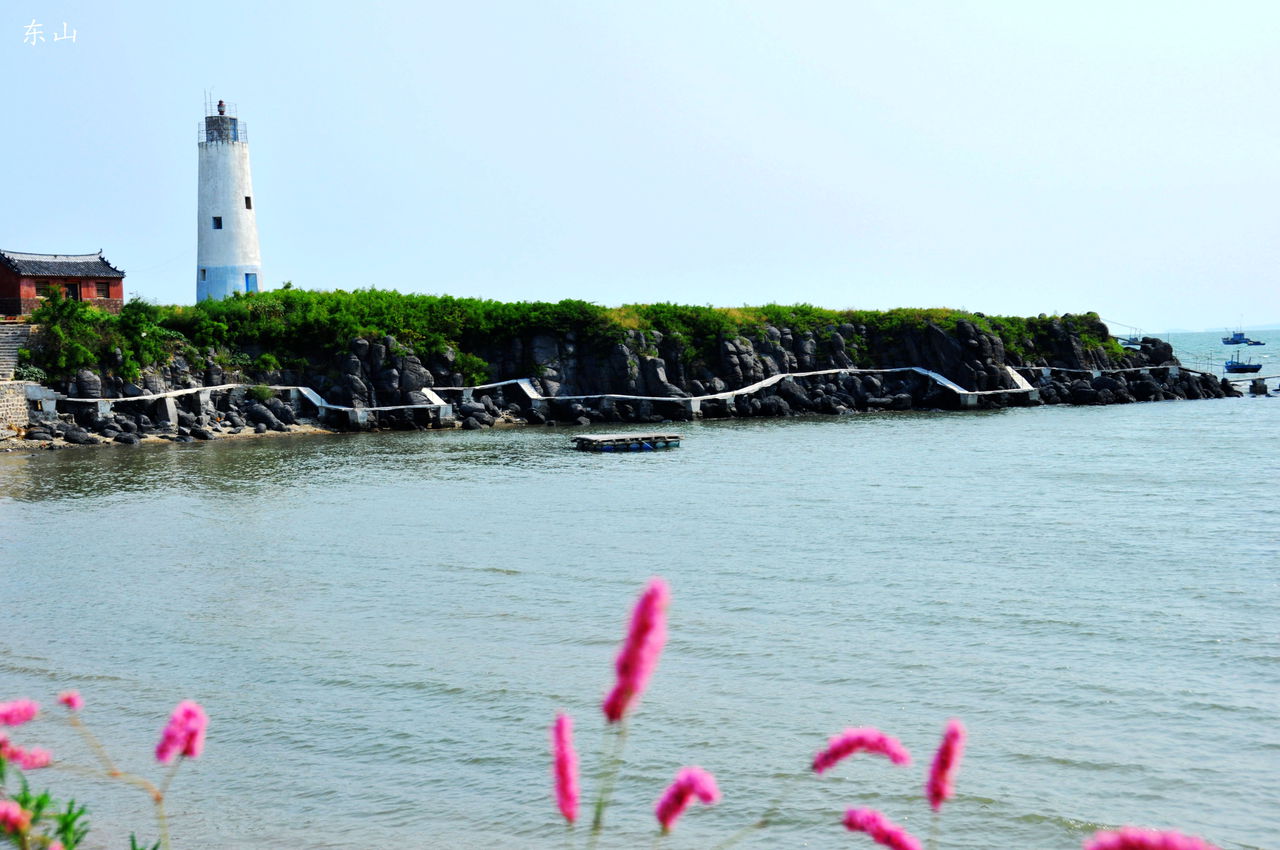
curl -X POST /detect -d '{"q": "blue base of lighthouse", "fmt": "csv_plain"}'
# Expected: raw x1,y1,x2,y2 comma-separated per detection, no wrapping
197,265,261,301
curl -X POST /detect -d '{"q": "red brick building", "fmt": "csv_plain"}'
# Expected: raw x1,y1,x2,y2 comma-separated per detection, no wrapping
0,249,126,317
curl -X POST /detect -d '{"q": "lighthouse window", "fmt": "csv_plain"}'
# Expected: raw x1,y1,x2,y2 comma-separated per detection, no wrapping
200,268,207,281
244,196,252,209
212,216,223,230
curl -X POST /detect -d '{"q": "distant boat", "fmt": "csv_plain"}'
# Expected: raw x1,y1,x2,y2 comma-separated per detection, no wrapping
1222,330,1265,345
1224,357,1263,374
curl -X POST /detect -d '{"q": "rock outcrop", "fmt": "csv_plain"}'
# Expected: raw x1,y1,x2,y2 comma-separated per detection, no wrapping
19,318,1242,434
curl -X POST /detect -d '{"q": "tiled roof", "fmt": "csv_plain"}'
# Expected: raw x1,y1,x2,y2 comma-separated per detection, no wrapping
0,249,125,278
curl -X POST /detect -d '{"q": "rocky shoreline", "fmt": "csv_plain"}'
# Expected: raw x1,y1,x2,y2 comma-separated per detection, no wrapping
1,316,1247,447
1,387,341,452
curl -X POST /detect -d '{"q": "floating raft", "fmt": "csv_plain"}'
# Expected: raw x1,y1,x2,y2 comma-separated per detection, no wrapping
572,433,682,452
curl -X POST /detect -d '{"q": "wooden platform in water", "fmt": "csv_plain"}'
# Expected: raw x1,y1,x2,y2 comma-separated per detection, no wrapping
572,433,681,452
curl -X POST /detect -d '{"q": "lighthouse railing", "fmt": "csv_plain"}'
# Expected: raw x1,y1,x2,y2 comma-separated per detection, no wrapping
197,122,249,144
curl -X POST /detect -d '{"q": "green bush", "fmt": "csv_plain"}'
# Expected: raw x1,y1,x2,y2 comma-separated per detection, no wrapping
254,353,281,371
454,352,491,385
19,285,1131,380
12,364,47,382
248,384,274,403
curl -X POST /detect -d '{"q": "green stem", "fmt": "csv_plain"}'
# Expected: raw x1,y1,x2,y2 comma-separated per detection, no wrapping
928,810,940,850
158,758,183,798
66,715,118,777
587,722,629,849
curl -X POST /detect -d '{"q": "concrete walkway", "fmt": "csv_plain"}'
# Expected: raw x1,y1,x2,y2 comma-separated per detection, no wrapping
56,359,1219,421
432,364,1038,407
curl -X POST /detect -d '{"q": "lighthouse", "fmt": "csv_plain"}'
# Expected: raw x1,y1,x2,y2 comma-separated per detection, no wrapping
196,98,262,301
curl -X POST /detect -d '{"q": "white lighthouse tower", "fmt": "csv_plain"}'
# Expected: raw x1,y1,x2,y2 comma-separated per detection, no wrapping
196,98,262,301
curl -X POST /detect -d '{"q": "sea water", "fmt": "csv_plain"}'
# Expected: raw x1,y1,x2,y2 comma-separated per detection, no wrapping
0,348,1276,848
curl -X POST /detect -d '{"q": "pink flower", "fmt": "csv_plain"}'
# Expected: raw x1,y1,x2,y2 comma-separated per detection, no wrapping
12,746,51,770
0,800,31,834
57,691,84,711
0,699,39,726
812,727,911,774
925,718,965,811
154,700,208,763
551,713,579,824
1083,827,1221,850
602,577,670,723
654,766,720,833
843,808,923,850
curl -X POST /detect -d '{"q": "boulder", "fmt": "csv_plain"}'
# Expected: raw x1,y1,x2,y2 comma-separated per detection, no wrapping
400,359,433,391
1091,375,1123,393
75,370,102,399
758,396,791,417
1070,385,1100,405
374,367,400,394
340,353,362,376
245,403,285,431
266,398,298,425
190,427,215,440
113,433,141,445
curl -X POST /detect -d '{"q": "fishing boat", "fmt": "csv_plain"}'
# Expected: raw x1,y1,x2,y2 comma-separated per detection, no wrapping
1222,330,1265,345
1224,357,1262,374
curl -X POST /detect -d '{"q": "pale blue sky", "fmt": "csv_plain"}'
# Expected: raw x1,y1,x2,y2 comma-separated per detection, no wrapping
3,1,1277,330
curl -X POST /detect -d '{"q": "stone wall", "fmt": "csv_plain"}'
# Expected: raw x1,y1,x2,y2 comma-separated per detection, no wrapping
0,381,32,428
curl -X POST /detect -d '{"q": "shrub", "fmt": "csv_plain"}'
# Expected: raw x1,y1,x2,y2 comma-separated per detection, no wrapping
12,364,47,383
254,353,282,371
454,352,490,385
